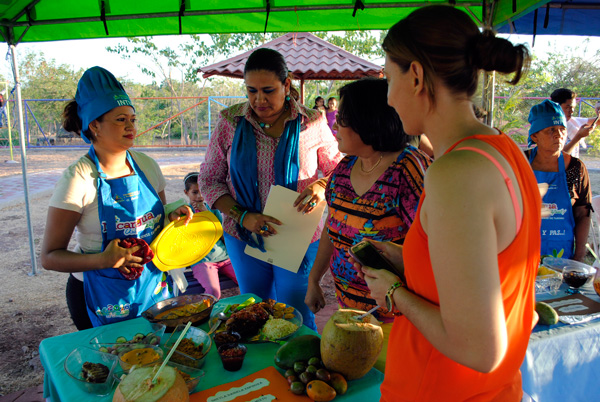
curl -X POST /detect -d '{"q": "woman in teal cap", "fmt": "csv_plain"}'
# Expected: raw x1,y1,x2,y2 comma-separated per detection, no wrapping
526,99,592,261
41,66,192,328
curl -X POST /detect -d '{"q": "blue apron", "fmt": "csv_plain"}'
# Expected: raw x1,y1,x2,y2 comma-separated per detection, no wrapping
84,146,173,327
529,149,575,259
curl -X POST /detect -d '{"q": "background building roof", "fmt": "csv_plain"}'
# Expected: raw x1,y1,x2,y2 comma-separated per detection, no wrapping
199,32,383,81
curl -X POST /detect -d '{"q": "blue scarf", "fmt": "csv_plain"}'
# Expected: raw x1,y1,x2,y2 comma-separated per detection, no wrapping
230,115,301,251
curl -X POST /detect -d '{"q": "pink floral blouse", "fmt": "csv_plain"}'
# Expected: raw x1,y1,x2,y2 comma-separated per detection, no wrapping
198,98,343,243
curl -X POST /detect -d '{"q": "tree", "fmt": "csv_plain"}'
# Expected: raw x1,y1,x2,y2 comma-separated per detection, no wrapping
17,51,83,143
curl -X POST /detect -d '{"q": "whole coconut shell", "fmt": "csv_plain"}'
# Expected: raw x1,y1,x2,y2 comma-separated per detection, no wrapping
320,308,383,380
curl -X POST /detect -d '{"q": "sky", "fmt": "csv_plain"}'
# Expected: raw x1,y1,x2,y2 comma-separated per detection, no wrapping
1,33,600,86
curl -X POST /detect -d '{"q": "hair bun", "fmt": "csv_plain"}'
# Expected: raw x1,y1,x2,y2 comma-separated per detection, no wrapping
467,29,529,84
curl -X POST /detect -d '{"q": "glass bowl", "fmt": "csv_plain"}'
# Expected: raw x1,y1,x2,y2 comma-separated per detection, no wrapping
164,324,212,369
542,256,597,276
535,273,563,295
141,294,217,330
64,346,118,396
89,322,165,356
563,264,595,292
117,344,164,372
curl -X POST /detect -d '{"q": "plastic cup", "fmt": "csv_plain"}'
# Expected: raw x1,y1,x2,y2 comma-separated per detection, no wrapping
213,331,241,349
217,343,247,372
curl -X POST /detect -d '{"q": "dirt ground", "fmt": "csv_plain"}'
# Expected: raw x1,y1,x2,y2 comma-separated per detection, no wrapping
0,146,338,396
1,146,600,397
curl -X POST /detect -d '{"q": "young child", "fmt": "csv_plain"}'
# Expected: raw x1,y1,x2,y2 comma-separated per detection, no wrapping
184,172,238,299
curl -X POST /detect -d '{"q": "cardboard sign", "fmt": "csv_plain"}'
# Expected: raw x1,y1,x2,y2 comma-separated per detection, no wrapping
544,293,600,316
191,366,311,402
543,293,600,324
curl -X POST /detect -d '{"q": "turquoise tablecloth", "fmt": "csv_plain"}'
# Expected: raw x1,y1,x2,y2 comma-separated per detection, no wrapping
521,284,600,402
40,293,384,402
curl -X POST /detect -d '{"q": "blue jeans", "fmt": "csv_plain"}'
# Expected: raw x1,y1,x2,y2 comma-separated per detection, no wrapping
224,233,318,331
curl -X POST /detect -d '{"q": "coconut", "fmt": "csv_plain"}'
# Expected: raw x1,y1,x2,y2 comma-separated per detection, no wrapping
113,365,189,402
320,308,383,380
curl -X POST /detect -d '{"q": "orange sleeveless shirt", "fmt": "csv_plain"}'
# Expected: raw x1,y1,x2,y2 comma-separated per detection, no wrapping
381,133,541,401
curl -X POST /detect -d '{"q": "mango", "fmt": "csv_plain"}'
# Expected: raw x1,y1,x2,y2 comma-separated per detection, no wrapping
536,301,559,325
329,372,348,395
306,380,336,402
274,334,321,369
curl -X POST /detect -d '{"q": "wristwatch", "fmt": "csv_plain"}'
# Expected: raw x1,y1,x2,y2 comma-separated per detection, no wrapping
385,280,404,314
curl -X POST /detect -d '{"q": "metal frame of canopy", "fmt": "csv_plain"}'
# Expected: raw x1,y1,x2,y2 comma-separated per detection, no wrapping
0,0,550,275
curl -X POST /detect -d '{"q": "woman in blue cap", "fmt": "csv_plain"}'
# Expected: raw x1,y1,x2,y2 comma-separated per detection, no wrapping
526,99,592,261
41,66,192,328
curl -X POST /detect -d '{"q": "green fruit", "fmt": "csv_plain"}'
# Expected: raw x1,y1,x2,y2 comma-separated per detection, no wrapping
306,365,318,375
286,375,298,385
294,361,307,374
284,369,295,378
316,368,331,382
299,371,315,384
329,372,348,395
308,356,321,367
274,335,321,369
290,381,305,395
536,301,559,325
115,336,127,343
98,346,108,353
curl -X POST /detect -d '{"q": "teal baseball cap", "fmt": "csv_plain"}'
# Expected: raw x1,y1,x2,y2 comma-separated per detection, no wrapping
75,66,133,143
527,99,566,146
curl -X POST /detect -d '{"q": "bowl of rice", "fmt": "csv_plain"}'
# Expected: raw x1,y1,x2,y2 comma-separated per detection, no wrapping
260,310,303,341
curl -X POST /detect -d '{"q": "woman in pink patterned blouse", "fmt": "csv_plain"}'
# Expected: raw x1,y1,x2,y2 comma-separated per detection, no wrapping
198,48,343,330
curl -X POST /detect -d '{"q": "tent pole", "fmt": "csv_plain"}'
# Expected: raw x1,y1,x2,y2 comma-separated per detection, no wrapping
300,78,305,105
482,71,496,127
9,44,38,276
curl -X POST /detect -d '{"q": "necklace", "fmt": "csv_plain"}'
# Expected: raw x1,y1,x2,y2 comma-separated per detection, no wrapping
257,102,289,129
360,153,384,174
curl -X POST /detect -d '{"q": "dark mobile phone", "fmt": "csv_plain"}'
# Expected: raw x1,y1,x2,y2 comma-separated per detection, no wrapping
592,115,600,127
349,241,404,279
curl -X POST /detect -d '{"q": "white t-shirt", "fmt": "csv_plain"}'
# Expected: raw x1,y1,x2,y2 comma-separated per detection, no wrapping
565,116,589,158
49,150,166,258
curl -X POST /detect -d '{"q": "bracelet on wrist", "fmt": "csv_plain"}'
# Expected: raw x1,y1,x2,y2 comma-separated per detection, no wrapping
239,210,249,227
385,280,405,316
313,178,327,189
229,205,248,224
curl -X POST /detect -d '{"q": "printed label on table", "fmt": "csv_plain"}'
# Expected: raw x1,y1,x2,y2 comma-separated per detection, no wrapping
191,366,311,402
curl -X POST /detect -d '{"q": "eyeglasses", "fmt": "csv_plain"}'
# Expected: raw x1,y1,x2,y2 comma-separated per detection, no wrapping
335,114,348,127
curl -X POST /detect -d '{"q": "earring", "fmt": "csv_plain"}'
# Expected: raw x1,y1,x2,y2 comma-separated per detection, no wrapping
245,94,248,99
285,94,290,101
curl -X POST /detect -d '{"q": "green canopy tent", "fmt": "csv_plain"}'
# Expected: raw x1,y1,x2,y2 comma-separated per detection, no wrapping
0,0,548,274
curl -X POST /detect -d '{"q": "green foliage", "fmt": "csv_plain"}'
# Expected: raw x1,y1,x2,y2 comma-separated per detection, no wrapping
312,31,385,59
585,130,600,156
18,51,83,139
492,42,600,146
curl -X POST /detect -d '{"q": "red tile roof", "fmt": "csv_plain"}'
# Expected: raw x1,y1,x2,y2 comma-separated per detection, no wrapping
199,32,383,80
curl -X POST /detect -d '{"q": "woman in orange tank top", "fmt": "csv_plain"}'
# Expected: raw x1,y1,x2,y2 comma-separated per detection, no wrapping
354,5,542,401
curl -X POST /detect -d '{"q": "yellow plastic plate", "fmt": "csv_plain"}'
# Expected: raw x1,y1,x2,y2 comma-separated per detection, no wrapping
150,211,223,271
